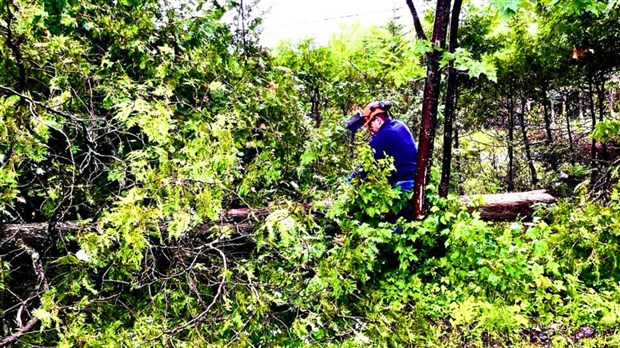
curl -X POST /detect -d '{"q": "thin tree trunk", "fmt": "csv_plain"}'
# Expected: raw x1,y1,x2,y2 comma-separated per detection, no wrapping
310,85,322,127
519,96,537,186
588,76,598,186
579,90,585,121
565,93,575,165
439,0,463,198
542,84,557,171
507,89,515,191
405,0,428,41
455,126,462,194
424,8,452,193
595,77,610,194
542,84,553,144
413,0,452,217
596,79,607,163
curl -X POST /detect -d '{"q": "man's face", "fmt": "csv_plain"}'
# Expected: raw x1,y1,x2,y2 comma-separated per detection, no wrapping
367,116,383,134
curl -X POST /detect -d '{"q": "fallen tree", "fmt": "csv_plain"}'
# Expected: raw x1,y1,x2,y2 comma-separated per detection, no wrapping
1,190,556,246
458,189,557,220
0,190,557,345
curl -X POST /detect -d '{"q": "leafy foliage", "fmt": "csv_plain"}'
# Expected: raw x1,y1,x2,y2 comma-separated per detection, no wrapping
1,0,620,346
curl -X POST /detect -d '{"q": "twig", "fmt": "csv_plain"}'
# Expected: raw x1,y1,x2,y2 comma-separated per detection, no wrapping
0,85,87,122
140,243,228,344
0,241,50,346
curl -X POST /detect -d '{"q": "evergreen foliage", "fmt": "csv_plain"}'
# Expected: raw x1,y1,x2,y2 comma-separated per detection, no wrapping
1,0,620,346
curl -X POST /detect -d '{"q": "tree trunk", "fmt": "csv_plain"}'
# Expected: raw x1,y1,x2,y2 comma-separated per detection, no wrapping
519,96,537,186
542,84,553,144
507,90,515,191
595,77,610,194
588,77,598,186
579,90,585,121
542,83,557,171
310,85,322,127
459,190,556,220
426,3,452,182
1,190,558,246
439,0,463,198
413,0,452,217
455,126,462,194
565,93,575,165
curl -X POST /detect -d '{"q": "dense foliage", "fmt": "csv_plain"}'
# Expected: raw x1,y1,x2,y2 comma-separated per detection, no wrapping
1,0,619,346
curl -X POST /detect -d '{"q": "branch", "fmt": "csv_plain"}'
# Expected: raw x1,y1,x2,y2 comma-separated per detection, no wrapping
347,60,368,80
141,242,228,344
0,85,87,122
4,0,26,94
405,0,428,41
0,241,50,346
169,243,227,334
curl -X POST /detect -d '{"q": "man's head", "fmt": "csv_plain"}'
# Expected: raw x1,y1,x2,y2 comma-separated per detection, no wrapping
346,100,392,133
362,101,390,134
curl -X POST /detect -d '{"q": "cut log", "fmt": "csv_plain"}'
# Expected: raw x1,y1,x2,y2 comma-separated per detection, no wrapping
459,189,557,221
226,191,557,222
1,190,556,245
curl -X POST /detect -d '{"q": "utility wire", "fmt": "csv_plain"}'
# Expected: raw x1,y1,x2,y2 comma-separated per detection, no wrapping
263,6,406,28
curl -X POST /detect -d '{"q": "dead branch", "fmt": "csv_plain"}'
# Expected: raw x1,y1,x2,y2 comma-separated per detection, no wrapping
0,241,50,346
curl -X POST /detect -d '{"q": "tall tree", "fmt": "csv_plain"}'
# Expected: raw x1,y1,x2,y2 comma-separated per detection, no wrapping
412,0,452,217
439,0,463,197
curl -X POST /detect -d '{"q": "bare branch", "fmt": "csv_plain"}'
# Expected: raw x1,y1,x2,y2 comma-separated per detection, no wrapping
405,0,428,41
0,85,87,122
0,241,50,346
139,242,229,344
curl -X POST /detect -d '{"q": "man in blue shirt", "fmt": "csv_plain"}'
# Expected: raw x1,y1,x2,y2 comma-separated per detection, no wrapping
346,101,418,221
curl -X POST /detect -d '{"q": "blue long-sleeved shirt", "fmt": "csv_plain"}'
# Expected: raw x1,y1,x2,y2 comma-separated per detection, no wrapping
370,119,417,186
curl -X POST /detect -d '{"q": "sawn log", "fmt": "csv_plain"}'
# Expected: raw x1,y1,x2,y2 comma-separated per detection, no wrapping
1,190,556,245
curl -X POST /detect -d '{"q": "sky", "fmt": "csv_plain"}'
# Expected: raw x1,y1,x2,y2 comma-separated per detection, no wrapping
255,0,434,47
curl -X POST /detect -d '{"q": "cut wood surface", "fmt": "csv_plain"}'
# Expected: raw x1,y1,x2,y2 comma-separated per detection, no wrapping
459,189,557,220
1,190,556,245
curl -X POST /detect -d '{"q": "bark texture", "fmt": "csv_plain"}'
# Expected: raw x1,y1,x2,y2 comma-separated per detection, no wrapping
439,0,463,197
413,0,452,217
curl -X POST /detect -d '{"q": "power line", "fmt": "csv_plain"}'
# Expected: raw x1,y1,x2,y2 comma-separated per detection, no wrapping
263,6,406,28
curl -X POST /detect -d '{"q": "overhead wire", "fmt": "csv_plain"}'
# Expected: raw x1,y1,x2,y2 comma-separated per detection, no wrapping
262,6,408,29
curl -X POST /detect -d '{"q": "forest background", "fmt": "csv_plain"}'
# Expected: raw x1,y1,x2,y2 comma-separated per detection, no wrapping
1,0,620,346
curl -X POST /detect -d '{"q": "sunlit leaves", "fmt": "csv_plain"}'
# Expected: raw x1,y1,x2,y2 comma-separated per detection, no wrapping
490,0,528,17
593,121,620,143
442,48,498,81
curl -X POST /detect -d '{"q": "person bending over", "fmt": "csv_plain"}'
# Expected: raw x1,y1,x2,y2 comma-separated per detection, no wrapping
346,100,418,221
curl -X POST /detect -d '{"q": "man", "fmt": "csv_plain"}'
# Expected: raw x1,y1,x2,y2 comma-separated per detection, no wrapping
346,101,418,220
347,101,417,189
